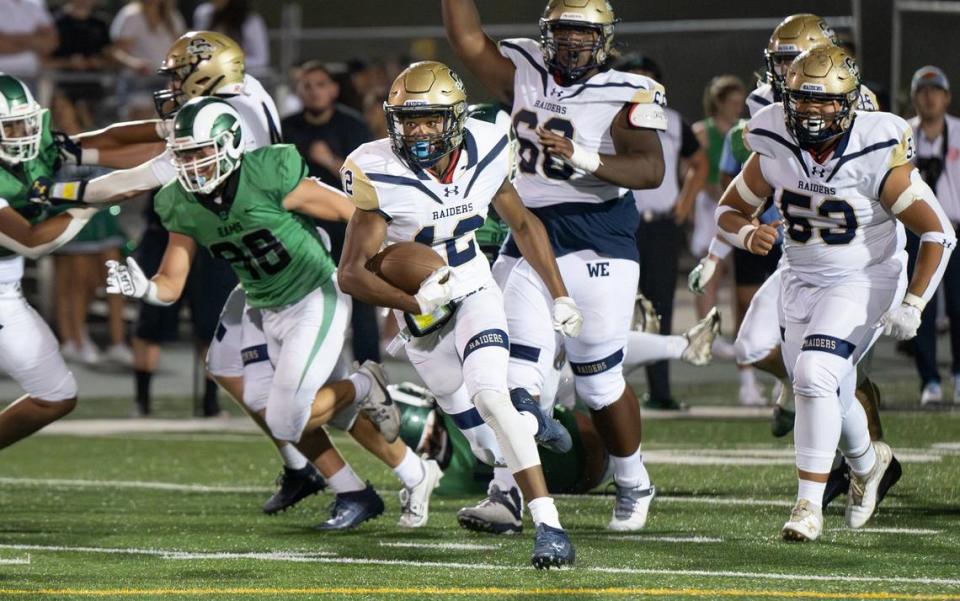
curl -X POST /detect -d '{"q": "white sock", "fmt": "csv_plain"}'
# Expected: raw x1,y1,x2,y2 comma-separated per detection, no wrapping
797,478,825,508
739,367,758,387
624,331,686,374
393,446,425,488
348,371,372,402
327,465,365,493
279,444,308,470
528,496,561,529
492,466,519,495
846,444,877,477
611,445,650,489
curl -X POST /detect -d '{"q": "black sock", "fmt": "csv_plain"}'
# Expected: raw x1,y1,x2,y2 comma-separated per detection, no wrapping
134,370,152,414
203,379,220,416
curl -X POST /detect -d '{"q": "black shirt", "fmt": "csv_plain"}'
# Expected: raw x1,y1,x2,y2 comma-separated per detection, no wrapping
281,105,372,189
53,10,111,58
281,105,372,259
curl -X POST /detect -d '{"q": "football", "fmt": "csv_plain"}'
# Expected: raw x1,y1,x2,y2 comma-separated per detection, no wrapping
365,241,446,295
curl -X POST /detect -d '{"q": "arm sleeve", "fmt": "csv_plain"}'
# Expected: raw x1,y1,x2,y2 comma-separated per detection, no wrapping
679,120,700,159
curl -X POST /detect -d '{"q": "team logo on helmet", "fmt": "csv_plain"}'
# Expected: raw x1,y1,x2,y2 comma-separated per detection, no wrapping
186,38,215,62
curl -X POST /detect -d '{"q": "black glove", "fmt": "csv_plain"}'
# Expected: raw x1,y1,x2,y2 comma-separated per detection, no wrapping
53,131,83,166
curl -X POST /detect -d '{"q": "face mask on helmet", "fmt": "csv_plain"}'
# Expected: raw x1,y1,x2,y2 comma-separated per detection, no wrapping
172,129,241,194
784,89,858,149
764,51,800,99
385,105,464,169
540,20,611,85
0,108,41,164
153,68,191,119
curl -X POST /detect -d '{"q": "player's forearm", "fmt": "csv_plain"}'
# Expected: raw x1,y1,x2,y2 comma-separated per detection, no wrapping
55,160,164,205
594,151,665,190
511,216,568,299
94,142,166,169
0,208,98,259
338,263,420,314
441,0,488,60
149,274,186,304
75,120,165,149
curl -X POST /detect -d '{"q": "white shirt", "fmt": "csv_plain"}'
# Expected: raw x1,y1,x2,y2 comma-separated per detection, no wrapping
192,3,270,74
632,107,697,216
0,0,52,77
109,2,185,71
910,114,960,223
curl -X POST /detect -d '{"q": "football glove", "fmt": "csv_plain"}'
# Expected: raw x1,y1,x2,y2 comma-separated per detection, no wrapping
553,296,583,338
688,256,718,295
106,257,151,299
54,131,83,166
880,301,923,341
415,266,453,315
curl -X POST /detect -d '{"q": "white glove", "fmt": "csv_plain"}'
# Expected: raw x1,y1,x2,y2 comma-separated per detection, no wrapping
688,256,718,295
414,266,453,314
553,296,583,338
880,301,923,341
106,257,150,298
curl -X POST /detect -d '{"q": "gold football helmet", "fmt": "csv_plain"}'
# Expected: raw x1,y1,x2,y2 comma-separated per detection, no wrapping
783,45,861,149
384,61,468,169
540,0,618,85
153,31,245,118
764,14,837,93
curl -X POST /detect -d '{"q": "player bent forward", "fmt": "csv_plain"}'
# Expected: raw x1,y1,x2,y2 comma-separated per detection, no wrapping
338,61,582,569
717,46,954,541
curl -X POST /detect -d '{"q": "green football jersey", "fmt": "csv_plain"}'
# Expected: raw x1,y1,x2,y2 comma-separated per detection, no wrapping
0,110,60,258
729,119,750,167
153,144,335,309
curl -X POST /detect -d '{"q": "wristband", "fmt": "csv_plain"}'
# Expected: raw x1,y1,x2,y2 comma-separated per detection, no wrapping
567,141,602,173
50,181,87,203
80,148,99,166
735,224,758,250
902,292,926,312
143,281,175,307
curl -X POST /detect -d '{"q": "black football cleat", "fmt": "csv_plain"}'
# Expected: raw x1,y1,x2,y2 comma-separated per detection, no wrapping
821,456,851,510
531,524,575,570
877,454,903,505
263,463,326,515
315,484,385,531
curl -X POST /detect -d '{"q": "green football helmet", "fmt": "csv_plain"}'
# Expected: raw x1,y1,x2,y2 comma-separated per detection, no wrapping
389,382,438,453
169,96,245,194
0,74,42,164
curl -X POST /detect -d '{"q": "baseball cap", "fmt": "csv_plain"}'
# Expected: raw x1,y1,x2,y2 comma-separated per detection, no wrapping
911,66,950,95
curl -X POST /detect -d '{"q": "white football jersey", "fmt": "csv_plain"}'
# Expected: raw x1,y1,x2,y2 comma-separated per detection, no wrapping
342,117,512,299
150,74,282,184
746,104,913,285
747,81,879,118
498,38,667,208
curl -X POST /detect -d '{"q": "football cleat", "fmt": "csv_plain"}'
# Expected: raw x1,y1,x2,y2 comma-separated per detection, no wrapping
315,484,385,531
632,293,661,334
262,463,327,515
821,456,851,509
531,523,575,570
845,441,893,529
457,484,524,534
877,454,902,505
607,483,655,531
510,388,572,453
781,499,823,542
354,361,400,442
681,307,721,366
398,458,443,528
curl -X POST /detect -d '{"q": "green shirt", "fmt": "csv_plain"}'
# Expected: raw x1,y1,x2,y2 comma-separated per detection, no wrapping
729,119,750,166
704,117,726,185
154,144,336,309
0,110,59,258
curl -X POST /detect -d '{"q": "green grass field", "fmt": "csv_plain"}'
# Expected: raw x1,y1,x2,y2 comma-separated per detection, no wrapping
0,402,958,601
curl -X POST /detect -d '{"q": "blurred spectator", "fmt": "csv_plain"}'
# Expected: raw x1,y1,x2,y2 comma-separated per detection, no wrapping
47,0,113,132
110,0,185,118
618,53,708,411
0,0,58,81
908,66,960,407
55,207,132,367
691,75,745,349
281,60,381,363
192,0,269,74
362,90,388,139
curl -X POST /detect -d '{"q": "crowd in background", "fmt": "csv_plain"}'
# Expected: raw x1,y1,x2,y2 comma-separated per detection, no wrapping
3,0,958,412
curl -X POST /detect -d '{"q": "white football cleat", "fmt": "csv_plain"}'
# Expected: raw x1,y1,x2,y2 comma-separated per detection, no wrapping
781,499,823,542
845,441,893,529
398,458,442,528
681,307,720,366
608,484,655,531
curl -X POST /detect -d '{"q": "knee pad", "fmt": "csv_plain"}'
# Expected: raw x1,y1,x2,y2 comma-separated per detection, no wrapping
473,389,539,472
792,350,848,400
264,391,310,444
574,371,626,410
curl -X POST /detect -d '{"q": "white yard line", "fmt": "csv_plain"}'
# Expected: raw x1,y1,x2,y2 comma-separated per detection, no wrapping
2,543,958,587
0,477,271,494
0,555,29,565
852,527,941,535
606,535,724,543
378,541,502,551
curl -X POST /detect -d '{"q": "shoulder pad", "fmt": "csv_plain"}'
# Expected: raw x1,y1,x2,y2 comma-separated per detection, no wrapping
498,38,542,62
744,103,788,158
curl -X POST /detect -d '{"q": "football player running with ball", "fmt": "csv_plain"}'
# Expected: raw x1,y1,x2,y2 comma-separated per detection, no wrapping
717,46,954,541
338,61,582,569
0,74,100,451
443,0,667,532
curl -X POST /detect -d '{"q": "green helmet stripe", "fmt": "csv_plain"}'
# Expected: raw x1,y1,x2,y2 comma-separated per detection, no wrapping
0,75,29,109
173,98,214,138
